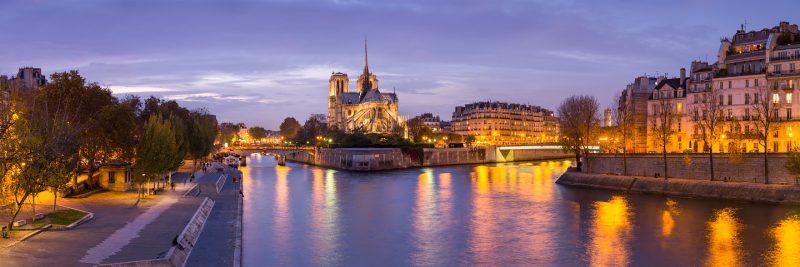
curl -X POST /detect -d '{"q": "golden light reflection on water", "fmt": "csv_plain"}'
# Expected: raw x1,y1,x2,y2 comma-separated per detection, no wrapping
588,195,632,267
705,208,743,267
767,214,800,267
662,199,679,238
274,165,291,254
466,160,569,265
412,169,440,266
470,165,496,265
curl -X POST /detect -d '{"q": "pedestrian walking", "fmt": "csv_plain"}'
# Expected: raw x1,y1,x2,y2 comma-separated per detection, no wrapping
171,181,175,191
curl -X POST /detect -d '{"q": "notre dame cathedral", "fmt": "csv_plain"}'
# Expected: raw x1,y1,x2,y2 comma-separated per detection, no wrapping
327,41,403,134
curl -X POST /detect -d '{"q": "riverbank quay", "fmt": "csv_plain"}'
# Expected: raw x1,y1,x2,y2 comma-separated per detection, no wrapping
557,170,800,204
585,153,800,184
282,145,571,171
0,167,217,267
185,165,242,267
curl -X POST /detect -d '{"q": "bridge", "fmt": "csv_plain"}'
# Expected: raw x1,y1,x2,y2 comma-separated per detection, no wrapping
230,146,315,157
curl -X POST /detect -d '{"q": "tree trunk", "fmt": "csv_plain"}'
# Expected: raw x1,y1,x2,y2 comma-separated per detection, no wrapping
584,150,591,173
8,193,30,231
662,143,668,179
709,148,715,181
72,175,78,191
53,188,58,212
623,152,628,176
764,148,769,184
31,194,36,224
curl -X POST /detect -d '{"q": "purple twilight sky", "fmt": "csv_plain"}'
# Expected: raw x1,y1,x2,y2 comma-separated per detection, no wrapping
1,0,798,129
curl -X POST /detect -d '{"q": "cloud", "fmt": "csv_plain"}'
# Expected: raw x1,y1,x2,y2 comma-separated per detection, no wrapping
108,85,176,94
544,50,651,66
163,92,279,104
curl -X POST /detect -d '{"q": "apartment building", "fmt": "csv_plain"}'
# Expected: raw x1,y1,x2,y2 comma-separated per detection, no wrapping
451,101,558,146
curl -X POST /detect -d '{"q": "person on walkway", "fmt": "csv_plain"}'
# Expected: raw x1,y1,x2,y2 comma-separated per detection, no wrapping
171,181,175,191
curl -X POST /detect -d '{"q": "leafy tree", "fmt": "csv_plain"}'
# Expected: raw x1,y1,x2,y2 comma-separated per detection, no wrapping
279,117,301,142
414,127,434,144
188,110,218,169
4,85,81,230
447,133,463,143
557,95,600,172
219,122,241,146
132,115,178,201
464,135,477,147
405,117,422,139
167,115,188,171
248,126,268,143
295,116,327,145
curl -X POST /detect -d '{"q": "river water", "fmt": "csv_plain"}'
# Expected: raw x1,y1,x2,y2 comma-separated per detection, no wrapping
241,153,800,266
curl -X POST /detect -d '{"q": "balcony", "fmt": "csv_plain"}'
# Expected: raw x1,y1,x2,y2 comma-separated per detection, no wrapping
770,84,796,91
725,50,766,63
768,70,800,78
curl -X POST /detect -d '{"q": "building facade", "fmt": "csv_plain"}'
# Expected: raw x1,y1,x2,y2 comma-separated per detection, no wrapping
617,76,659,152
646,74,688,152
634,21,800,154
451,101,558,146
412,113,449,132
327,42,402,134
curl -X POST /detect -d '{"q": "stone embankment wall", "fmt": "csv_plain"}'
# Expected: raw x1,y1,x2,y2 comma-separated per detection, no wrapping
285,146,570,171
586,153,798,185
557,171,800,204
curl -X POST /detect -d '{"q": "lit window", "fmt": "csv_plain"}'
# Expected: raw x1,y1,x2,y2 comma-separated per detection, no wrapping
788,93,794,104
677,102,682,113
774,93,780,104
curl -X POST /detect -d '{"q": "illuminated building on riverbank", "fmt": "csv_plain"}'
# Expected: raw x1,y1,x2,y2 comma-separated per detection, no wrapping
450,101,558,145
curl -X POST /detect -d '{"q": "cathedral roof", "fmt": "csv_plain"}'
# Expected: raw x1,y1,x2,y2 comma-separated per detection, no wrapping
361,89,385,102
339,89,396,105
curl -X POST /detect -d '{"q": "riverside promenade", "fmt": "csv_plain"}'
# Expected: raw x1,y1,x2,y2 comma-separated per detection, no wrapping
0,163,242,267
186,165,242,267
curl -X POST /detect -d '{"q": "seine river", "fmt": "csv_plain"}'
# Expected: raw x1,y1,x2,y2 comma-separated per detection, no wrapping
241,154,800,266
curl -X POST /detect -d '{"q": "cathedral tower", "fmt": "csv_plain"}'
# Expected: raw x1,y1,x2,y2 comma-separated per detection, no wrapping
329,72,349,96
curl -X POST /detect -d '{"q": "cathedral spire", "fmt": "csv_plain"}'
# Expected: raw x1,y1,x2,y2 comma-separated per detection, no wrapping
360,37,372,96
363,37,370,77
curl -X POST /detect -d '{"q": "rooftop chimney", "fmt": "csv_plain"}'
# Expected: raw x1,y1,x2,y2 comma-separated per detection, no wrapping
680,68,686,88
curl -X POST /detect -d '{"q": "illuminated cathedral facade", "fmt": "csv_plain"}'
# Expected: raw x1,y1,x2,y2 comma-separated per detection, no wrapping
327,41,402,133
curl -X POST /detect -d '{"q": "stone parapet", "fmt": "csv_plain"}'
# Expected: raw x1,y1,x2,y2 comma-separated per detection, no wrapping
557,171,800,204
585,153,798,184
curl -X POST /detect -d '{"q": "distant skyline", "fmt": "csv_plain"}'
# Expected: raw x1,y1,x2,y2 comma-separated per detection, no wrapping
2,0,799,129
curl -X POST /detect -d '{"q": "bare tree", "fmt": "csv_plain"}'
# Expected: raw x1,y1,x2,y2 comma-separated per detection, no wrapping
612,92,634,175
557,95,600,172
649,97,679,178
692,89,725,181
751,86,778,184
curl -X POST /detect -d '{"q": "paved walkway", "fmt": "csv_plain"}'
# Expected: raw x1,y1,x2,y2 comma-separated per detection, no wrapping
186,166,242,267
0,167,216,267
